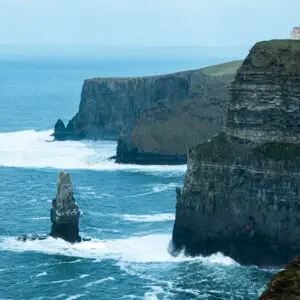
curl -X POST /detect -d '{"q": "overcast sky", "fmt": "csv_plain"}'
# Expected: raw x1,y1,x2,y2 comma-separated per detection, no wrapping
0,0,299,47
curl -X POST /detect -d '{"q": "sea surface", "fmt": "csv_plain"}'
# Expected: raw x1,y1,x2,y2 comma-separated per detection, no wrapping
0,56,274,299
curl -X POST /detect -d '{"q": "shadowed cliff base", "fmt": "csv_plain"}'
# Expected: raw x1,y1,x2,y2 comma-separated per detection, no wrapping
171,39,300,266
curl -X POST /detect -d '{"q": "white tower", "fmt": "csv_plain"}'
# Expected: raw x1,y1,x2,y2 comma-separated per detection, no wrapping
291,27,300,40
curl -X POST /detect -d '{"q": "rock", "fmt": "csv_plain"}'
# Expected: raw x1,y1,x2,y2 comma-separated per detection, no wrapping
172,40,300,266
53,61,242,163
17,234,48,242
49,172,81,243
53,119,82,141
259,256,300,299
82,237,92,242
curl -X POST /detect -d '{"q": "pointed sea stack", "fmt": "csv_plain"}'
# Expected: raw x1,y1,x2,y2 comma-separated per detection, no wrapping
50,172,81,243
172,40,300,266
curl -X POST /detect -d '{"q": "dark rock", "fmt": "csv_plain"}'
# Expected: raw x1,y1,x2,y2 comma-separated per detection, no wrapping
53,119,83,141
49,172,81,243
82,237,92,242
259,256,300,299
17,234,48,242
38,234,48,240
172,40,300,266
17,234,27,242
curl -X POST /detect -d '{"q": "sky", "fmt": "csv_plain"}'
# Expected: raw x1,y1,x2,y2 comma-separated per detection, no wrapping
0,0,299,47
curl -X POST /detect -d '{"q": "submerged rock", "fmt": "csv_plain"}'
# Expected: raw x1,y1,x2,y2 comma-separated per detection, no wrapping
259,256,300,299
172,40,300,266
17,234,48,242
49,172,81,243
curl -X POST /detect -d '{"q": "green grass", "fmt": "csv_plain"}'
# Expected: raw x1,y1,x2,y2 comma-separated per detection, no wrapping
200,60,243,77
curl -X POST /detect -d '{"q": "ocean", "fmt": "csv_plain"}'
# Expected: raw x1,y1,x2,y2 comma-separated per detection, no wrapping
0,56,274,299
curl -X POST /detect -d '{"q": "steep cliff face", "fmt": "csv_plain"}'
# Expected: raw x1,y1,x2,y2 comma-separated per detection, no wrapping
116,70,231,164
227,40,300,143
53,61,241,163
172,40,300,266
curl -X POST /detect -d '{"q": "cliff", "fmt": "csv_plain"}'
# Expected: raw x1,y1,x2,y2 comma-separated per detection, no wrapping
53,61,241,163
171,40,300,266
259,256,300,299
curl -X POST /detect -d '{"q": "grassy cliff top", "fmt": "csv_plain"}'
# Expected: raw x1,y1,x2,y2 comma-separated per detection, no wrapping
238,39,300,74
86,60,242,83
200,60,243,77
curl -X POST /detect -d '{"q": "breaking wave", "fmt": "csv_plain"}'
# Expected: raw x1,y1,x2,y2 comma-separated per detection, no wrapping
0,130,186,174
122,213,175,222
0,234,236,265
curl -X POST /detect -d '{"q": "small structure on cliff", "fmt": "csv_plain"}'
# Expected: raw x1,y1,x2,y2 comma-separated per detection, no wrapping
172,40,300,266
291,27,300,40
50,172,81,242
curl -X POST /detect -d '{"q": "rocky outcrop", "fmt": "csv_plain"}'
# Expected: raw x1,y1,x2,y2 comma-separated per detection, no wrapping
259,256,300,299
171,40,300,266
50,172,81,243
53,61,241,163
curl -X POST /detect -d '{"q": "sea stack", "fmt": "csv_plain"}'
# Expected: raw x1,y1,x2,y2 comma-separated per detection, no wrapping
172,40,300,266
50,172,81,243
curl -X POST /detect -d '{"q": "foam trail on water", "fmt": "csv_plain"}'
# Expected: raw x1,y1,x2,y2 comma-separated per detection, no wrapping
122,213,175,222
0,234,236,265
0,130,186,174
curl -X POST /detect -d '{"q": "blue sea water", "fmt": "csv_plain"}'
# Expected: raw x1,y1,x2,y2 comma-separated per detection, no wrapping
0,56,274,299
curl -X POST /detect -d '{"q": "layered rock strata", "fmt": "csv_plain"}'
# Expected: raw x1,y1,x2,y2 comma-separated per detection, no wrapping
259,256,300,299
172,40,300,266
53,61,241,164
50,172,81,243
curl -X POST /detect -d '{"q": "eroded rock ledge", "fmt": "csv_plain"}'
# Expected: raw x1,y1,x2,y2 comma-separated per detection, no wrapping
172,40,300,266
259,256,300,299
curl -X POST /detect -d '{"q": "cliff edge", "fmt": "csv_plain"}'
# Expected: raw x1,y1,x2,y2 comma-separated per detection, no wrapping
172,40,300,266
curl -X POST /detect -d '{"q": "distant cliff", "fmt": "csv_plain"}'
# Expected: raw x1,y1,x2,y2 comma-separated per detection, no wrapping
171,40,300,266
53,61,241,163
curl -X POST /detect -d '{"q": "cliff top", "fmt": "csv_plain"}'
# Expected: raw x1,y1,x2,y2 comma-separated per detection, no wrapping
237,39,300,74
84,60,242,83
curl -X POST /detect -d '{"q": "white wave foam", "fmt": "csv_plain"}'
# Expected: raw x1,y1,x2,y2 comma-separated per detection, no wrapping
0,234,236,265
152,183,177,193
65,294,86,300
122,213,175,223
0,130,186,174
84,276,115,288
31,217,48,220
79,274,90,279
35,271,47,277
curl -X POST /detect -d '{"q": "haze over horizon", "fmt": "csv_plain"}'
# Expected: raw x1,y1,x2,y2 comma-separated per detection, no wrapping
1,0,299,48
